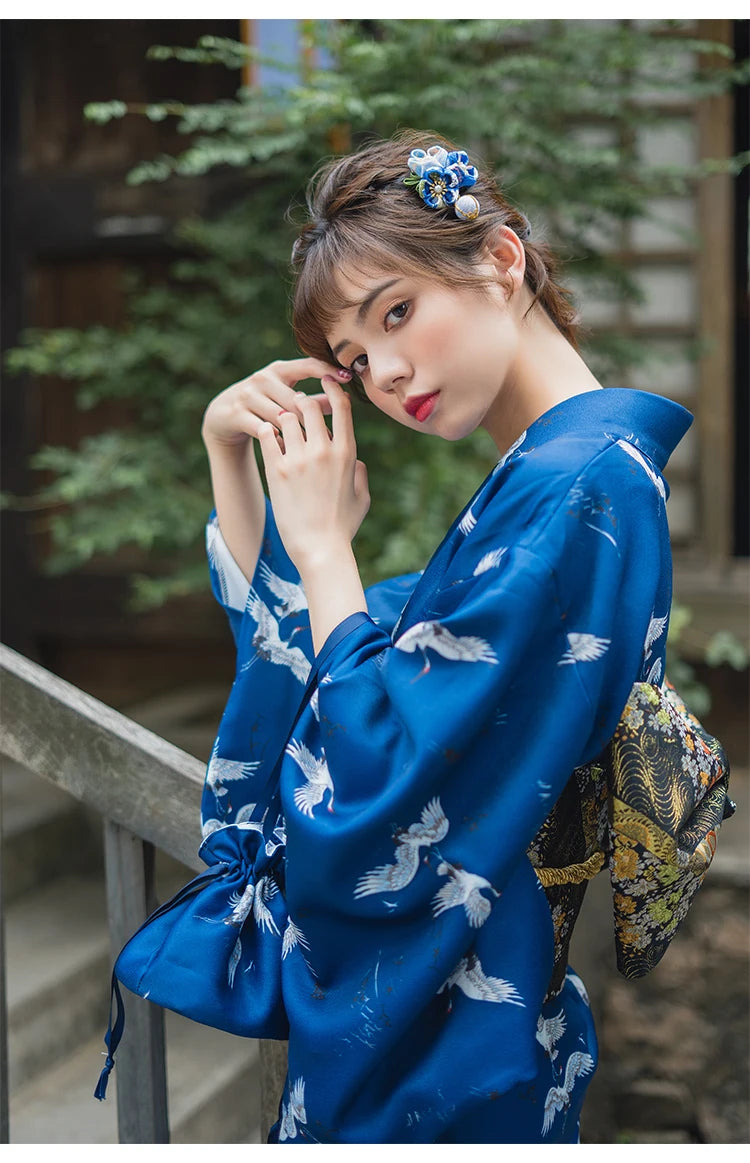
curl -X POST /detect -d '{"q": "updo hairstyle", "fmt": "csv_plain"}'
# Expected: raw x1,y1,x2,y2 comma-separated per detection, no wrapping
290,129,580,381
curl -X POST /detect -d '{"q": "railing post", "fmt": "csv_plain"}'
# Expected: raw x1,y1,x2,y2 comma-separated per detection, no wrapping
0,783,9,1143
103,819,169,1143
260,1040,288,1142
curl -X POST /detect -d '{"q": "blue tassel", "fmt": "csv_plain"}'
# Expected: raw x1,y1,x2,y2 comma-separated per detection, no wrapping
94,971,125,1100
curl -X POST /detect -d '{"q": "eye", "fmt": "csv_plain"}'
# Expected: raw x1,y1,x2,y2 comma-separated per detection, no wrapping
386,301,410,326
349,353,368,375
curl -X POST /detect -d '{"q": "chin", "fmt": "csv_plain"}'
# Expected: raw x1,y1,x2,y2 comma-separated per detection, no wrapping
435,414,483,442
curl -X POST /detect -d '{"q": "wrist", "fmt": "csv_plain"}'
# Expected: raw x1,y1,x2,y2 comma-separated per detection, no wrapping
294,540,367,655
294,537,355,577
203,431,253,457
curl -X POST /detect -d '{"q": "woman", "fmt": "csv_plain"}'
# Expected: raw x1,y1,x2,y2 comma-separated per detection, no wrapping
200,131,693,1143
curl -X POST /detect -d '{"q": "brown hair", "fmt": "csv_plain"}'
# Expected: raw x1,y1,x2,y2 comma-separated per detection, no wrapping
290,129,580,384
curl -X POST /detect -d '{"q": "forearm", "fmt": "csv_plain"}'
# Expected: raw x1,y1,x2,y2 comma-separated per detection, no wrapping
205,438,266,584
297,542,368,656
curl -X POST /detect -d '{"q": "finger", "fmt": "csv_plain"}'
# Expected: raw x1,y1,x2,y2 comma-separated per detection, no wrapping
277,408,305,454
256,421,282,469
304,392,334,415
243,383,306,432
321,377,356,455
353,459,369,494
270,358,353,390
294,393,331,449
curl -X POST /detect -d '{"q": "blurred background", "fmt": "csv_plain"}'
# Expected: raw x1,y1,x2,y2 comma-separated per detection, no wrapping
1,16,748,1144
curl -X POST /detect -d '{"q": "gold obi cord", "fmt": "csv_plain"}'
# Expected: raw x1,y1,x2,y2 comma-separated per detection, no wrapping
534,850,605,887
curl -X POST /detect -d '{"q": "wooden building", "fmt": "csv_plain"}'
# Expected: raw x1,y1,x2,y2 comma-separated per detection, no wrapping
1,19,747,744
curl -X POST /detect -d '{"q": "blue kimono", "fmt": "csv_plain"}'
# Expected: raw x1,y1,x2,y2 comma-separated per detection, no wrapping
202,388,692,1144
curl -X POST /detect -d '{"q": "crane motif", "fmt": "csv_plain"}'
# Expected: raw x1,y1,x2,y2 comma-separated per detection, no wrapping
243,588,311,684
395,620,499,679
432,861,500,928
438,952,525,1008
541,1051,595,1136
354,798,449,898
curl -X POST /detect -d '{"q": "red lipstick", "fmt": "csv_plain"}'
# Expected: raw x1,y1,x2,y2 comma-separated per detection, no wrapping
404,392,439,422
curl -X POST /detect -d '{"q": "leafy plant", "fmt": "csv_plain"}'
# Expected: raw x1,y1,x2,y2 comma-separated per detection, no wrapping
666,603,749,716
5,19,749,608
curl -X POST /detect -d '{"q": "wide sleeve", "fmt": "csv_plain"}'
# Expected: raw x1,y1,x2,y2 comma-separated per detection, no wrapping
202,501,423,833
282,445,668,927
202,501,316,831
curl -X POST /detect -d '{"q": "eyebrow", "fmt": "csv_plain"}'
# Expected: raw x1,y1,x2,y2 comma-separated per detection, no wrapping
331,279,401,360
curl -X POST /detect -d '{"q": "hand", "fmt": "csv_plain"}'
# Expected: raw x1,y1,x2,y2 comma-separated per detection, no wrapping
201,357,352,450
256,377,370,572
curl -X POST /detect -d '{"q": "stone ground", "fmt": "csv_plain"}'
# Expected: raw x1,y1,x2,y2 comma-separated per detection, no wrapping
579,766,749,1144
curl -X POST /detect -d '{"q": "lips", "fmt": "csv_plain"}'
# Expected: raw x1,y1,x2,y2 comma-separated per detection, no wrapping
404,392,440,422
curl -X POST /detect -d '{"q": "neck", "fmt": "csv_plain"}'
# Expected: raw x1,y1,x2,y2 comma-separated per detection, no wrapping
481,292,603,457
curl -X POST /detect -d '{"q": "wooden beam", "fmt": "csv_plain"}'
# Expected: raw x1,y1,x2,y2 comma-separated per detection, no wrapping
0,644,205,871
696,19,736,565
0,786,9,1144
103,821,169,1143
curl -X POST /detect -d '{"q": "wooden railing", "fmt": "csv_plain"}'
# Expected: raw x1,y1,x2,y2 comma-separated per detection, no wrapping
0,643,283,1143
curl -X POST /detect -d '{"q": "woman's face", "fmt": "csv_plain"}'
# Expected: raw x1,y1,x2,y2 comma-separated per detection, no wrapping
325,264,522,442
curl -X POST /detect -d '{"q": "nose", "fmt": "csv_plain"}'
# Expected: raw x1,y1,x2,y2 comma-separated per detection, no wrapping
367,347,410,397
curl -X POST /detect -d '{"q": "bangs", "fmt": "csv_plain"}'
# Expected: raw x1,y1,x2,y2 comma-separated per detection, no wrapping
292,223,426,368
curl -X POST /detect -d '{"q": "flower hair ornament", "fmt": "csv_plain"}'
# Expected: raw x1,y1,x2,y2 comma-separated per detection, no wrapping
404,145,480,221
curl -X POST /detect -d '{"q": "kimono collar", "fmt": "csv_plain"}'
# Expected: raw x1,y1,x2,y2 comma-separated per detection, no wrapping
515,388,693,472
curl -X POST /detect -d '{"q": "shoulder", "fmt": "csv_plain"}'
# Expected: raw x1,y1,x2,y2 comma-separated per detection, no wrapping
505,427,664,498
462,431,667,584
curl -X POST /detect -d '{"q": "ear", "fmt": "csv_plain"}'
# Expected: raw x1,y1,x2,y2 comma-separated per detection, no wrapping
482,225,526,297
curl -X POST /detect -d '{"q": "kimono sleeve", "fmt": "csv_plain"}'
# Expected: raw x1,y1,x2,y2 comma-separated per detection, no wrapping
202,500,315,831
283,448,666,925
202,501,422,832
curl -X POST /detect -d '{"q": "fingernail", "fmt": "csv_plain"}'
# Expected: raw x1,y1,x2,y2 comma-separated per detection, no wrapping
336,368,352,380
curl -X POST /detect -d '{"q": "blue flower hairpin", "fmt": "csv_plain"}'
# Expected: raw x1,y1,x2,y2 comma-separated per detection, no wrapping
404,146,480,221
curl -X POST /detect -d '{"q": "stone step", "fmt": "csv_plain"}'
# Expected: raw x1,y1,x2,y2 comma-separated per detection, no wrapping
9,1012,262,1143
5,872,111,1089
1,760,103,903
5,858,200,1090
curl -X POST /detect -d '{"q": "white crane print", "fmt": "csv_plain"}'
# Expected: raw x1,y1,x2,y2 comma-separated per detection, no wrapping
227,935,242,988
206,516,250,611
536,1009,567,1060
432,861,500,928
282,918,311,960
223,875,280,935
542,1051,596,1136
286,739,334,818
354,798,449,898
458,503,477,535
643,611,669,659
438,952,525,1008
279,1077,308,1141
617,439,667,501
558,633,611,666
258,561,308,619
473,547,507,576
494,429,528,473
645,656,663,686
205,740,260,807
242,588,311,684
395,620,498,678
565,970,590,1006
309,673,333,722
233,803,259,825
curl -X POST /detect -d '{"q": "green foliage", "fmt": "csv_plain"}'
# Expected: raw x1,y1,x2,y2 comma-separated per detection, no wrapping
666,604,749,716
5,19,749,611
